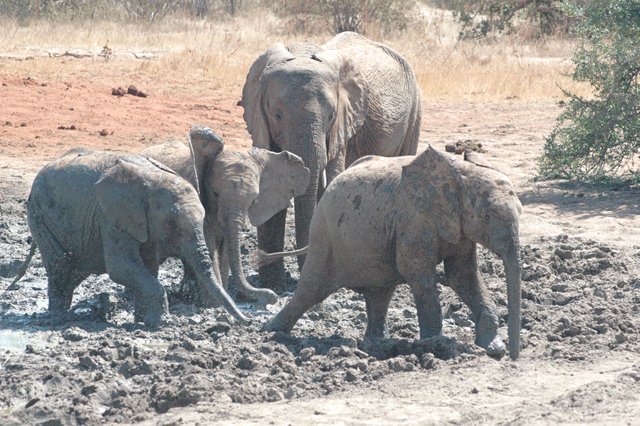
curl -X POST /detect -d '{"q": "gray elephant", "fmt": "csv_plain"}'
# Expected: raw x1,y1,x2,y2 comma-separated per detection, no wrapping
242,31,422,290
263,147,522,360
141,126,310,305
15,148,249,327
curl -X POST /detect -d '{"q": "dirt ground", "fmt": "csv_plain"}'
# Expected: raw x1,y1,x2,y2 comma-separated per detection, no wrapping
0,56,639,425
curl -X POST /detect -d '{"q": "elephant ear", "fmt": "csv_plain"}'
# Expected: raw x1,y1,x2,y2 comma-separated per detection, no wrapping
241,43,294,150
189,125,225,194
402,146,462,244
315,50,369,162
247,148,311,227
95,159,149,243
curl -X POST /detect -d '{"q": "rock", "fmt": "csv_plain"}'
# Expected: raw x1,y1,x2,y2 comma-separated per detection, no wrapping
111,87,126,96
79,356,99,370
236,353,257,371
298,347,315,362
419,353,436,369
206,322,231,334
265,387,284,402
118,359,152,378
63,327,87,342
99,129,109,137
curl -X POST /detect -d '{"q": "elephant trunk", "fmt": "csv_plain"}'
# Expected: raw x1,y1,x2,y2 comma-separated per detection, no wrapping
224,208,278,305
502,237,522,360
183,230,250,324
293,133,325,267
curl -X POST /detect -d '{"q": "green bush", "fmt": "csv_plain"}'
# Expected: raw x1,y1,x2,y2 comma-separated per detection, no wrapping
538,0,640,182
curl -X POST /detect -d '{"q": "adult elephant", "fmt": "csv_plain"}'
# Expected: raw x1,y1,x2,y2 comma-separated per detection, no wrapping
142,126,309,305
242,31,422,290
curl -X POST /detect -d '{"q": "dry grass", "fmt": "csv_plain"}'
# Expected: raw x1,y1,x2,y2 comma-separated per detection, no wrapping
0,7,590,101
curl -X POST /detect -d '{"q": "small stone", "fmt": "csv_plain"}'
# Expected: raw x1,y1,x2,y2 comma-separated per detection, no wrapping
79,356,99,370
615,333,627,343
118,359,152,378
265,387,284,402
99,129,109,137
284,387,296,399
299,347,315,362
206,322,231,334
81,385,97,396
338,346,354,357
236,353,257,370
471,387,479,394
63,327,87,342
345,370,357,382
419,353,436,369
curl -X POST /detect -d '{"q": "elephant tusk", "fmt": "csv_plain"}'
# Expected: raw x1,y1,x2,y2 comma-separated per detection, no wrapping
321,169,327,189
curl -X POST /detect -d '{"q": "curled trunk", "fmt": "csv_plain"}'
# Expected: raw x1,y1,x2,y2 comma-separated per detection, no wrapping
183,231,250,324
225,208,278,305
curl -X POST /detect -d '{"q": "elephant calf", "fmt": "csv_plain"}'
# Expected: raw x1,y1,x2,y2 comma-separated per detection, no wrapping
142,126,310,305
15,148,249,326
264,146,523,360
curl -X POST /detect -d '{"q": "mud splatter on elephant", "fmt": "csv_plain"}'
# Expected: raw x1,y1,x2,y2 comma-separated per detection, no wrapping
264,147,522,360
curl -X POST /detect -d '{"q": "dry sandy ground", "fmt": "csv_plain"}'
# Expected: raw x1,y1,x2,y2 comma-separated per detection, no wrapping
0,56,639,425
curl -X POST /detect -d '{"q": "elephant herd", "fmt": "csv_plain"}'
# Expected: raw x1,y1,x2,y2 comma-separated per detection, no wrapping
11,32,523,360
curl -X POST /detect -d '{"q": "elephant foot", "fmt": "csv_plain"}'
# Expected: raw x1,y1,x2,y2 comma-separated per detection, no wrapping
143,310,163,328
262,314,292,333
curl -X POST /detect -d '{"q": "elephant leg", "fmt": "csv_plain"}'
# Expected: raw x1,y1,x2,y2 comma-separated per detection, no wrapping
444,243,504,354
408,275,443,340
263,248,336,333
35,231,82,314
258,208,287,292
102,228,168,327
362,286,396,340
47,270,84,314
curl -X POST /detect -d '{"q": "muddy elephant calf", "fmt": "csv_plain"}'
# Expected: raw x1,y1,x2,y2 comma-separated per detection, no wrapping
142,126,310,305
264,146,523,360
17,148,249,326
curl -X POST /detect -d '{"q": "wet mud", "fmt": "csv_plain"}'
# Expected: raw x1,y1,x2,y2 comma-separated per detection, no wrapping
0,183,639,425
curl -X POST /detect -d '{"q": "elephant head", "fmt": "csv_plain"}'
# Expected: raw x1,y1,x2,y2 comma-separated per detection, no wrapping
401,146,522,359
94,156,249,325
191,131,310,304
242,43,368,256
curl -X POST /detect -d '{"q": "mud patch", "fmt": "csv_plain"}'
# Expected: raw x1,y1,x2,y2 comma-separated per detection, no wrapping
1,190,639,424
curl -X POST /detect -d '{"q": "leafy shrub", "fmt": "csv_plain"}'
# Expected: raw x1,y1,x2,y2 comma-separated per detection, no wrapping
538,0,640,182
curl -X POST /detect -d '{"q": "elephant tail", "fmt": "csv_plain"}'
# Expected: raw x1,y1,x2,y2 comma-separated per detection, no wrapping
4,240,37,293
253,246,308,268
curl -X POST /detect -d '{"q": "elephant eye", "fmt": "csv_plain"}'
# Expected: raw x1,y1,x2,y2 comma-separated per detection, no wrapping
274,111,283,121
